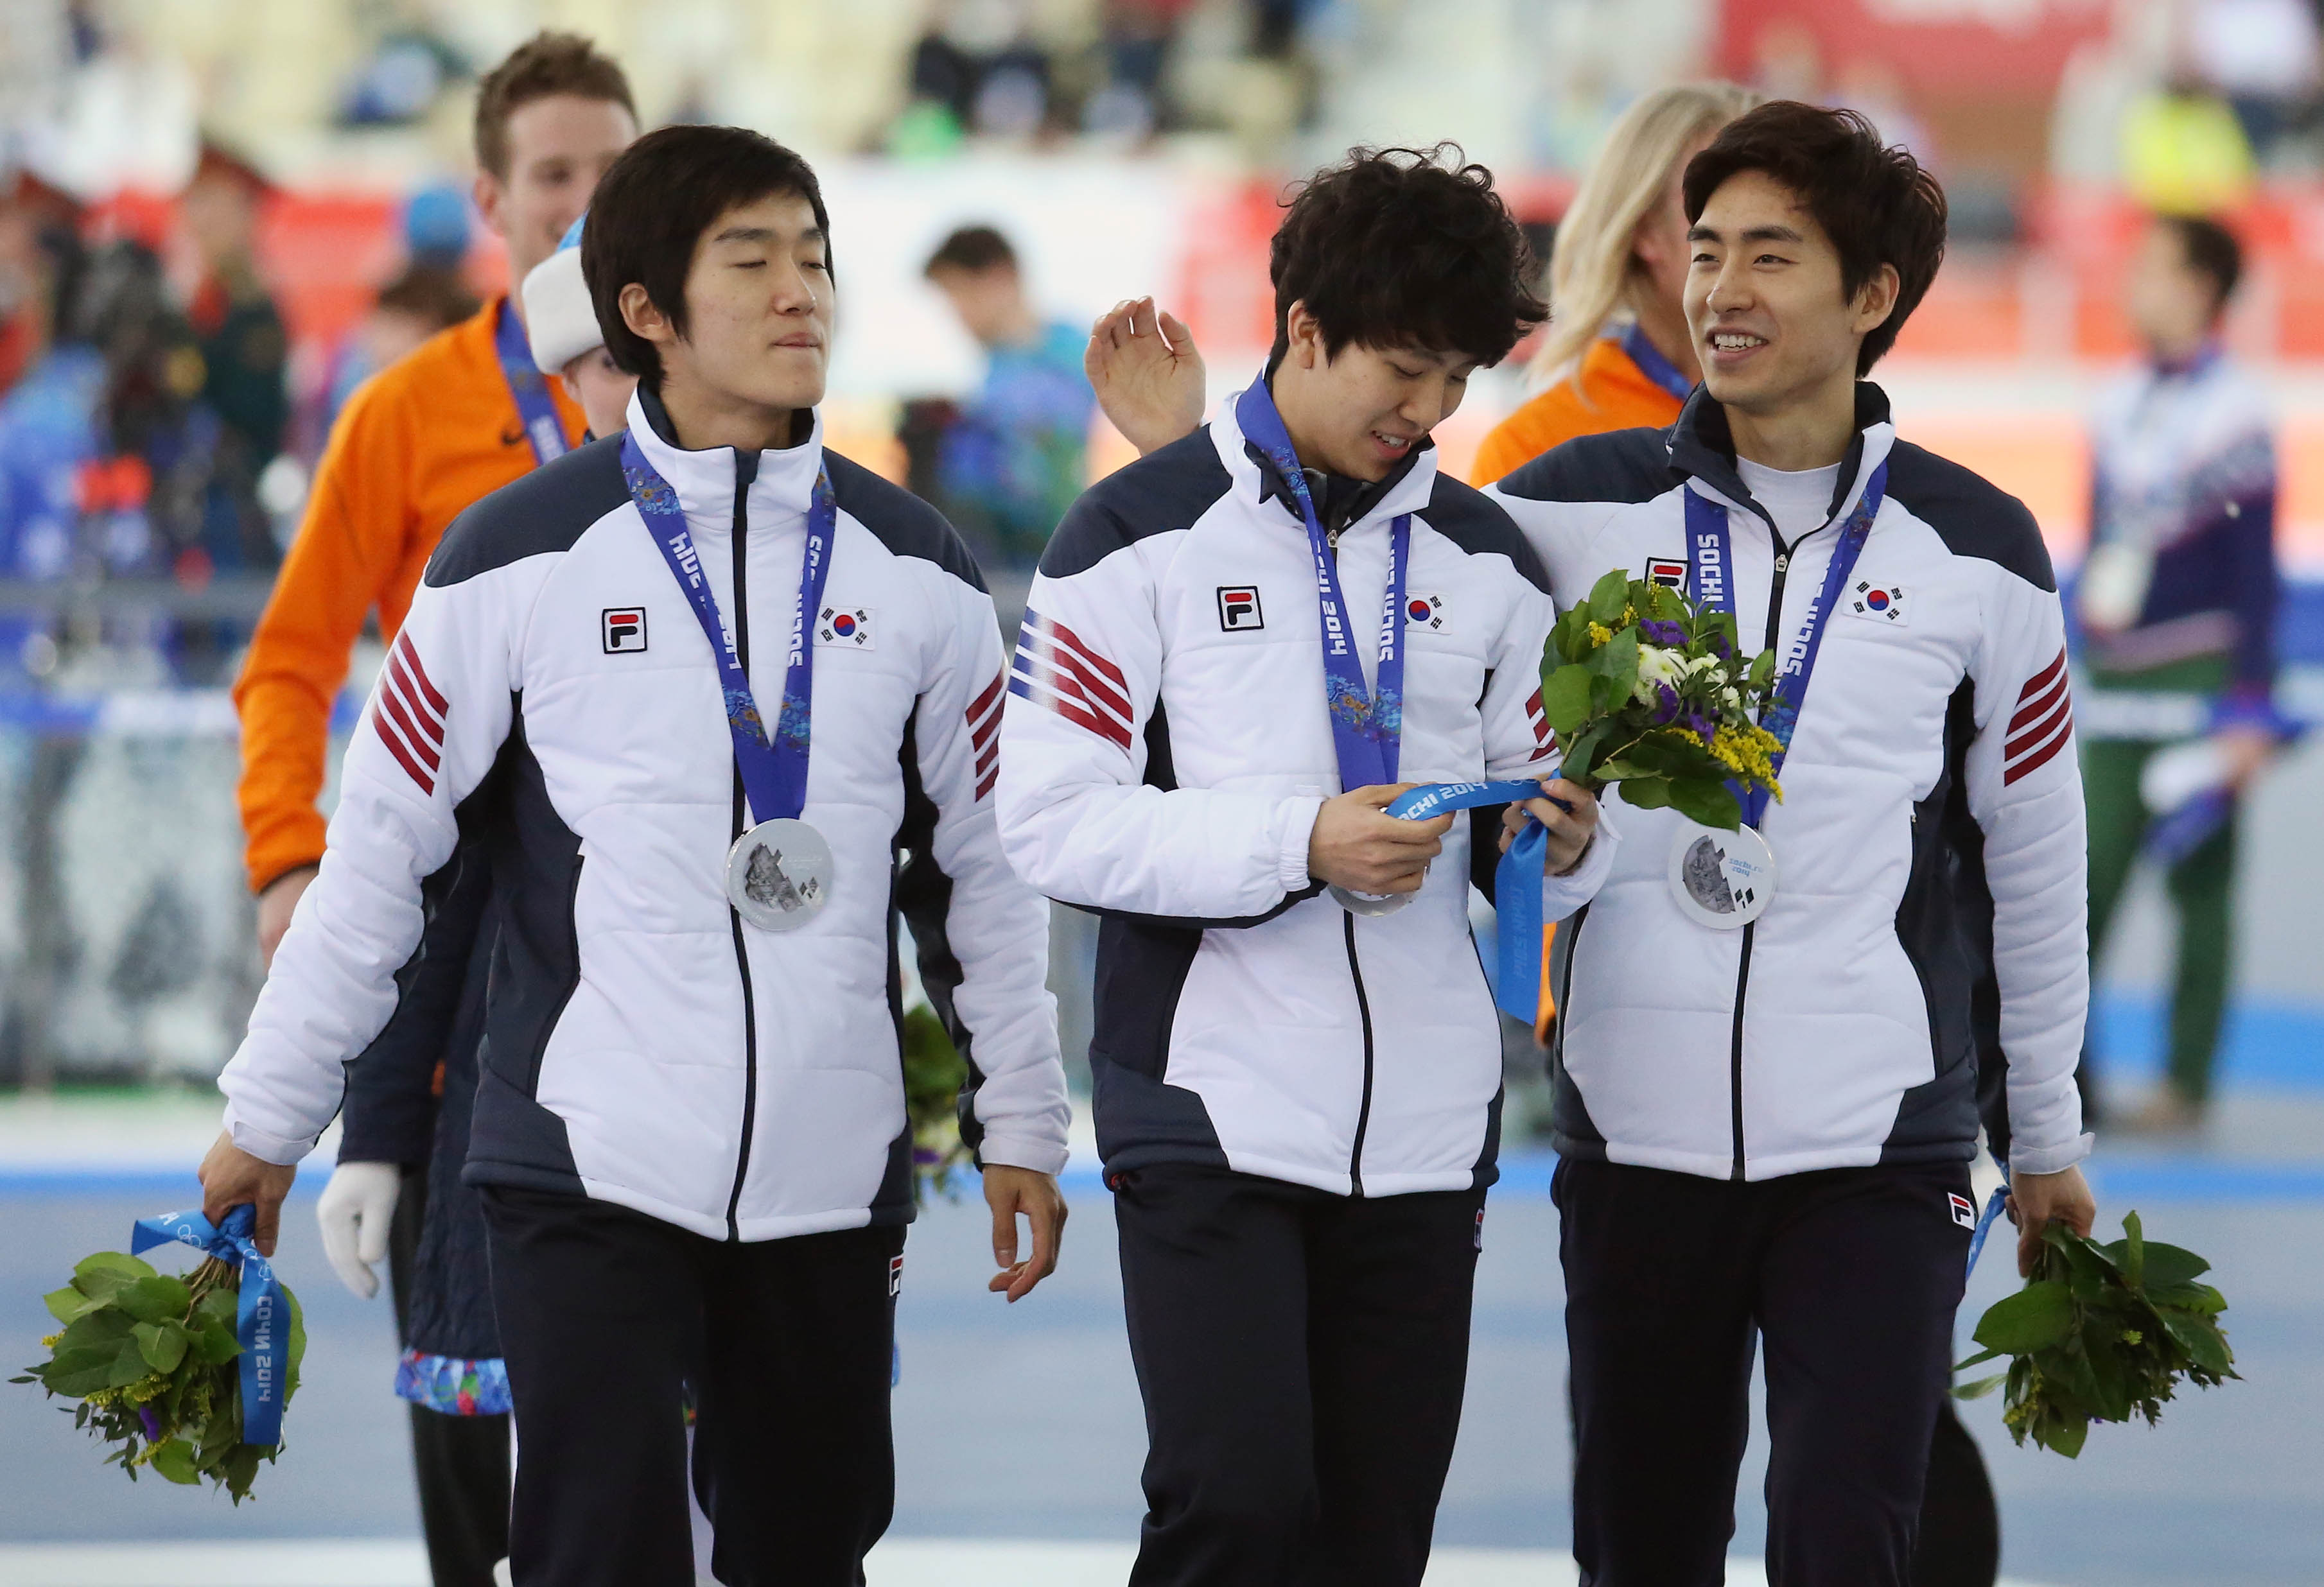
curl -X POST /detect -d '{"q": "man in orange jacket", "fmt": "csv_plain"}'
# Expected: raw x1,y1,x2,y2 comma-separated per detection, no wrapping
239,32,635,950
231,32,636,1587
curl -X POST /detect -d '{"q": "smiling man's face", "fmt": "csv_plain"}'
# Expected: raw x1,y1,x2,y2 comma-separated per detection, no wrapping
1684,168,1895,419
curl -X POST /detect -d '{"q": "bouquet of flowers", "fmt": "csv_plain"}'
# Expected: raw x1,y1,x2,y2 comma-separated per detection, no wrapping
13,1208,304,1502
1953,1211,2236,1457
903,1001,972,1201
1539,569,1788,829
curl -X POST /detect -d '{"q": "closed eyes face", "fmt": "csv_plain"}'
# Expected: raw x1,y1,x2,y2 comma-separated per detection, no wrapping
677,193,835,415
1281,302,1477,481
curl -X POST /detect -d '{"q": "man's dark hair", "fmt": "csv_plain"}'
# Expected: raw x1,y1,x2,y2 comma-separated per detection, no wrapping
584,125,831,390
1682,101,1947,375
473,31,636,180
1268,145,1545,370
924,225,1017,278
2161,214,2242,317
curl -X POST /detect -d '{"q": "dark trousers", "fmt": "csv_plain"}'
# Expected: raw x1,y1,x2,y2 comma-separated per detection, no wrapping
482,1188,902,1587
388,1166,512,1587
1557,1158,1973,1587
1113,1163,1486,1587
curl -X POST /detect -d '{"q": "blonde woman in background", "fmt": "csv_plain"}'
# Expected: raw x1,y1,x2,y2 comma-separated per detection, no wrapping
1469,81,1760,483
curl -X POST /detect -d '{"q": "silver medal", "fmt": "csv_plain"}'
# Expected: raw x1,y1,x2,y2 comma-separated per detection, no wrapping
724,818,834,932
1330,884,1415,917
1666,824,1777,930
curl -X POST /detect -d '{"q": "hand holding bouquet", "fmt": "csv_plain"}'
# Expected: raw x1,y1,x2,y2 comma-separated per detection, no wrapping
1954,1211,2235,1457
1539,569,1787,830
13,1206,304,1502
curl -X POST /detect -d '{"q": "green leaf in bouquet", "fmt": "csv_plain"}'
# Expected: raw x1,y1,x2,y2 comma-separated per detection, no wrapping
1747,647,1775,689
132,1321,188,1375
1541,663,1594,734
1667,777,1743,830
44,1285,105,1324
190,1319,241,1366
284,1281,308,1404
2042,1410,2090,1459
1952,1373,2007,1401
2133,1241,2210,1289
2158,1309,2235,1377
1971,1279,2075,1355
1587,569,1630,625
1550,606,1593,664
70,1253,154,1304
1614,774,1674,809
105,1338,155,1390
2144,1280,2226,1315
147,1438,200,1486
42,1346,121,1398
1642,581,1685,621
1592,625,1640,704
57,1308,135,1353
116,1274,194,1326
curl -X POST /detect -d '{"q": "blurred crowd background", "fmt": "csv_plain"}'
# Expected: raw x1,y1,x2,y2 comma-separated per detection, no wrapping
1,0,2321,1111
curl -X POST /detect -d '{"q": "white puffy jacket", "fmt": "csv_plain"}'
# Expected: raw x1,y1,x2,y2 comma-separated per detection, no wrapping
220,390,1069,1241
1486,385,2091,1181
995,392,1615,1198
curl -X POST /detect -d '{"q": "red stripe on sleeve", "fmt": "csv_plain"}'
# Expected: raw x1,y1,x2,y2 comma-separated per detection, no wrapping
373,710,437,794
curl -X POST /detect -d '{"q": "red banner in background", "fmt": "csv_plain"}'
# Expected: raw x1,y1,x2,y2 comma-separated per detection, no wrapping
1716,0,2114,96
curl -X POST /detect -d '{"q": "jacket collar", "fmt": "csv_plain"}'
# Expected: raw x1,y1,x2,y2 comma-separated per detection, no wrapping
1665,380,1896,533
1210,376,1438,536
626,383,827,533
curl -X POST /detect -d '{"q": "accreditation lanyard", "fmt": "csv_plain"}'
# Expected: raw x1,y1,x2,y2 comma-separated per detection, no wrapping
494,299,570,467
1620,322,1695,403
1234,379,1413,788
1683,460,1889,827
623,431,836,824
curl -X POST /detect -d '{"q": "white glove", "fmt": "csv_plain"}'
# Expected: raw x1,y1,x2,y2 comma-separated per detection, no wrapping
316,1161,402,1300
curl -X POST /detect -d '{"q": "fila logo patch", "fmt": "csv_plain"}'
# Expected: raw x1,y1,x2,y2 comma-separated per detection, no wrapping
1404,593,1447,632
602,607,648,654
1949,1192,1978,1230
888,1254,905,1297
1848,580,1909,625
1646,556,1688,588
1217,585,1264,632
817,604,874,649
1473,1208,1486,1251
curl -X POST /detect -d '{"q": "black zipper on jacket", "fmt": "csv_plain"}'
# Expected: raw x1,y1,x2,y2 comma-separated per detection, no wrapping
1343,913,1377,1196
722,464,760,1241
1728,523,1793,1181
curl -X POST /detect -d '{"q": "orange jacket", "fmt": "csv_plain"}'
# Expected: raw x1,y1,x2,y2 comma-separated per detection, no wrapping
234,298,583,892
1469,333,1686,487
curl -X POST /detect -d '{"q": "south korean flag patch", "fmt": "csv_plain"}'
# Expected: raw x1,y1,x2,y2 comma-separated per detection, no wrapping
817,605,875,649
1847,580,1908,626
1404,593,1447,632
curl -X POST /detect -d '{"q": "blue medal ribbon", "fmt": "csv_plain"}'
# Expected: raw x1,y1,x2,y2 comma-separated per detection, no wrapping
1964,1175,2011,1277
1620,323,1695,404
1235,379,1412,788
624,431,837,826
494,299,569,467
130,1205,291,1447
1383,778,1572,1023
1685,461,1889,827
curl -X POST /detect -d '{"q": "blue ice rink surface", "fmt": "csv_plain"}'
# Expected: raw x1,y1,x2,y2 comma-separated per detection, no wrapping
4,1114,2320,1587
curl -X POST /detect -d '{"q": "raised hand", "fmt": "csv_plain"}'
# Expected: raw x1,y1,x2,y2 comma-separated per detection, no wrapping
1087,296,1207,456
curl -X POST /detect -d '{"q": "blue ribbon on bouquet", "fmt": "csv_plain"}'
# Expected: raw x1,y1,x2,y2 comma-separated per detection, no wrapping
130,1204,291,1447
1381,776,1574,1025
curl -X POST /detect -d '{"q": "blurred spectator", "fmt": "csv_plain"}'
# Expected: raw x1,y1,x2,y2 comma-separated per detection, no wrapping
400,180,473,272
0,171,81,401
2184,0,2322,163
2077,215,2283,1134
2122,77,2257,215
0,216,98,584
919,224,1093,568
180,142,289,558
317,264,480,444
1082,0,1200,139
337,24,469,128
905,0,1054,146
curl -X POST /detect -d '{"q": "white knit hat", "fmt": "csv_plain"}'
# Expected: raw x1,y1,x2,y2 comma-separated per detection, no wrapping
521,212,602,374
